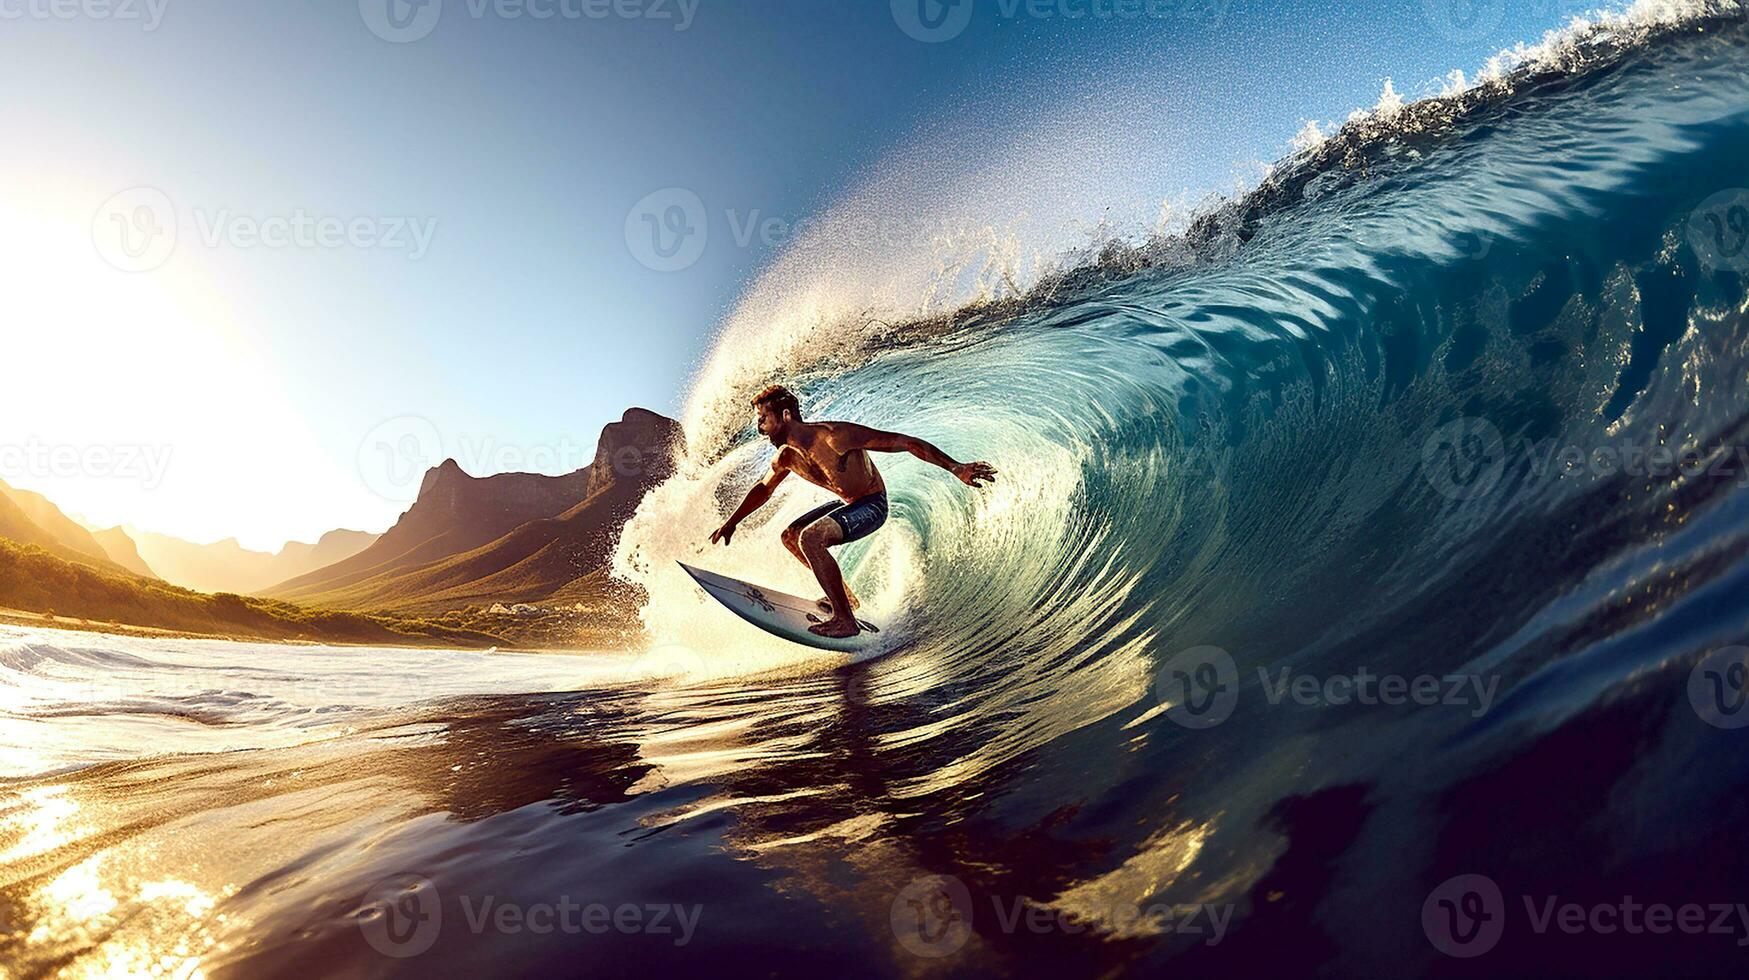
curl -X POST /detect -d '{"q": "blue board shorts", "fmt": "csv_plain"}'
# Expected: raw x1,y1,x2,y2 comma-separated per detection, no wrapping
788,492,889,544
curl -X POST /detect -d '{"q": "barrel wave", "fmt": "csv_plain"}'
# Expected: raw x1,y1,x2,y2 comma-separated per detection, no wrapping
605,1,1749,971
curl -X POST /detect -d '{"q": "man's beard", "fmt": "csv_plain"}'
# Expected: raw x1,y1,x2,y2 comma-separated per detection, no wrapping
766,424,785,446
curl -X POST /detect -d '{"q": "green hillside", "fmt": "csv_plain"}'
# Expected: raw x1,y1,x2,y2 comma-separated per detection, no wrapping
0,537,505,648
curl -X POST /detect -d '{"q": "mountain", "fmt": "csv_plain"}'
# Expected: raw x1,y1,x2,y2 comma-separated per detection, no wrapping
0,536,501,648
90,526,158,578
0,479,121,570
267,462,594,604
0,489,67,553
126,531,274,594
267,408,682,613
128,527,379,595
264,529,380,587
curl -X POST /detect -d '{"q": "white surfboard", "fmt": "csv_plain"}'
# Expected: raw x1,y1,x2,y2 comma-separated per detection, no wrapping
678,561,880,652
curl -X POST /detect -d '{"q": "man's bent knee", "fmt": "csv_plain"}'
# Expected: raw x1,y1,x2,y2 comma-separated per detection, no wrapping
800,519,842,552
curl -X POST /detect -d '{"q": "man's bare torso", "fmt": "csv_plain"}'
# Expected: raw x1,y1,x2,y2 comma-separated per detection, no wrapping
777,421,886,502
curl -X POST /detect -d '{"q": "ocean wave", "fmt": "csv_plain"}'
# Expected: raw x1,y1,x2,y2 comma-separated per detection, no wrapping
658,0,1743,465
612,3,1749,787
0,641,164,677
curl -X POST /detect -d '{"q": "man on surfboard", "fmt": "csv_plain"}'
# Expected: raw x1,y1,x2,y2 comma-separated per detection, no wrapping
709,384,997,638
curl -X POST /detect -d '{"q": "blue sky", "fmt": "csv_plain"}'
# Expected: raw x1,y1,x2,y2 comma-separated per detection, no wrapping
0,0,1599,549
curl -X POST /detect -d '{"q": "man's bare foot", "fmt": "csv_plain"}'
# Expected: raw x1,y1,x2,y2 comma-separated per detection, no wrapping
808,616,860,638
815,588,860,614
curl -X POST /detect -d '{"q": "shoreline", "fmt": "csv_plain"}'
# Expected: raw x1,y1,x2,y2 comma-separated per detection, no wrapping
0,606,628,654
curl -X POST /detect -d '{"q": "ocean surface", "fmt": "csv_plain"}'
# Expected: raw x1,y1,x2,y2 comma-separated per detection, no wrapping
6,3,1749,976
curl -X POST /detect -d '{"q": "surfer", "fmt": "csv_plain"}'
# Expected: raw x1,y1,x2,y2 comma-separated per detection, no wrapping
709,384,997,638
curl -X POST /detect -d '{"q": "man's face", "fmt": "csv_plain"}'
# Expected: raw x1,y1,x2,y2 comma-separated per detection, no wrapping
756,404,788,445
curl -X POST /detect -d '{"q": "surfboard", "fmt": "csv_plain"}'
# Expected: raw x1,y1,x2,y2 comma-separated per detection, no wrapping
677,561,880,652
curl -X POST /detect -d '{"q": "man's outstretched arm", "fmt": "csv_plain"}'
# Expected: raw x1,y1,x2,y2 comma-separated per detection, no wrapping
837,423,998,488
711,462,787,546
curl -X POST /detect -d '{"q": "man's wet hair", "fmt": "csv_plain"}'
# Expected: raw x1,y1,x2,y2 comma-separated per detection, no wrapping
752,384,802,421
